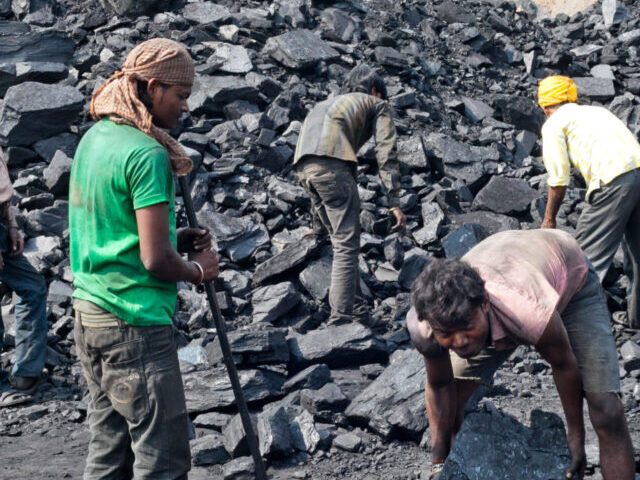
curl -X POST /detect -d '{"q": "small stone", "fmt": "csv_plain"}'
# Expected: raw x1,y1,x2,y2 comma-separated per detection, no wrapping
333,432,362,452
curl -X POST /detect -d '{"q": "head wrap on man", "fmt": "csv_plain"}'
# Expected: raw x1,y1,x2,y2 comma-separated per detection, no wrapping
537,75,578,109
90,38,195,175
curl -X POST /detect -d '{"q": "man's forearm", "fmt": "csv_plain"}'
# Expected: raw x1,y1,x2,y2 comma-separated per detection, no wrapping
426,380,456,462
142,244,199,284
551,362,585,442
542,185,567,227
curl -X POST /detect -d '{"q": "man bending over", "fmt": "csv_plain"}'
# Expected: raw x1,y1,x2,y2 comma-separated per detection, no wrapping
408,229,634,480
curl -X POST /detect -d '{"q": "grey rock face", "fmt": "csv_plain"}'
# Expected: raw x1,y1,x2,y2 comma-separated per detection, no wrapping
251,281,301,323
346,349,426,440
263,29,340,70
222,456,255,480
43,150,72,196
254,236,320,285
299,257,332,302
321,8,360,43
191,433,230,466
183,2,231,24
442,224,488,258
449,211,520,236
301,382,349,416
98,0,171,17
472,176,540,215
196,209,269,262
440,408,570,480
461,96,494,123
189,75,260,115
573,77,616,101
0,29,74,65
282,364,331,394
183,368,285,413
620,340,640,371
398,248,433,290
334,432,362,452
222,413,258,459
257,406,293,458
205,328,290,366
288,323,388,369
289,409,323,453
0,82,83,146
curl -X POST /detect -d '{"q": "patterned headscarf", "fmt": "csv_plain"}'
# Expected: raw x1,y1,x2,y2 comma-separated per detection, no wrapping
90,38,195,175
537,75,578,109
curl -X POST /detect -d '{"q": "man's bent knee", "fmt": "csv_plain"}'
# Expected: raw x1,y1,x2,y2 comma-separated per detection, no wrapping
586,392,626,433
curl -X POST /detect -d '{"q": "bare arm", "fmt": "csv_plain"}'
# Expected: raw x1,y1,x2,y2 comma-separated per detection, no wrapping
136,203,203,283
541,185,567,229
535,311,586,478
425,353,457,464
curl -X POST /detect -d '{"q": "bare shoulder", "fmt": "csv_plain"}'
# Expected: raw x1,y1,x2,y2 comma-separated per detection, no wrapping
407,308,447,358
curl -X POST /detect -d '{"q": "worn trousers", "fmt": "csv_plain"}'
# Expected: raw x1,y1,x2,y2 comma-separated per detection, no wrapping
575,168,640,327
0,224,47,377
74,304,191,480
296,156,366,323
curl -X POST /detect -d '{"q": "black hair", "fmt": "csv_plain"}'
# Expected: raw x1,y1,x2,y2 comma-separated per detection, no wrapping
343,64,388,100
136,79,170,110
410,258,486,330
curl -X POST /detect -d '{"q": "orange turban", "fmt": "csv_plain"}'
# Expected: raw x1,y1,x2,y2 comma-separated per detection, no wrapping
537,75,578,109
90,38,195,175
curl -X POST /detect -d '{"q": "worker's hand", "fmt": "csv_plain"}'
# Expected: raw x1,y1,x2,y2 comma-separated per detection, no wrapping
189,250,219,282
8,227,23,257
390,208,407,232
541,217,556,229
429,462,444,479
565,431,586,479
178,227,212,253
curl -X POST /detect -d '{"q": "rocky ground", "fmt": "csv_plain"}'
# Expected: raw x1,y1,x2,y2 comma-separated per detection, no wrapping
0,0,640,478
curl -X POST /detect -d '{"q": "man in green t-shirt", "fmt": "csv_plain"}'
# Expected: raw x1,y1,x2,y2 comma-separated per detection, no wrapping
70,39,218,479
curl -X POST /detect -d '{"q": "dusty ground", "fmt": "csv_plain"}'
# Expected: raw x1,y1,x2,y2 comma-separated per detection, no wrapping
1,356,638,480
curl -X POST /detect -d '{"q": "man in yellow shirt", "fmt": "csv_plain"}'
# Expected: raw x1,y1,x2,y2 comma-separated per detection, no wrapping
538,75,640,328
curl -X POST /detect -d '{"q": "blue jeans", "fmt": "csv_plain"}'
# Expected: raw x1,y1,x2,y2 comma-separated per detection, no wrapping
0,224,47,377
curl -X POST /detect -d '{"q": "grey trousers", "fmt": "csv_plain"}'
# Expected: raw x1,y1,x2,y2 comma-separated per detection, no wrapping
575,168,640,328
296,156,366,323
74,304,191,479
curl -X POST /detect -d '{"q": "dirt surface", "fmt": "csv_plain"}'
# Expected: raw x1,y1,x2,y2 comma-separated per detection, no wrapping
2,354,638,480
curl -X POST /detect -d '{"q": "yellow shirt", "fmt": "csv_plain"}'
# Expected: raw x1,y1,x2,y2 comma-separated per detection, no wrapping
541,103,640,198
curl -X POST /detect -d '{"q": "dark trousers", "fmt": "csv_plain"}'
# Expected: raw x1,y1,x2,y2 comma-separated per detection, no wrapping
296,156,367,323
0,224,47,377
575,168,640,327
74,305,191,480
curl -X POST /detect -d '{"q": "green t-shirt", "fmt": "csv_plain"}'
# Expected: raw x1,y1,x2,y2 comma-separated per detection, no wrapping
69,119,178,326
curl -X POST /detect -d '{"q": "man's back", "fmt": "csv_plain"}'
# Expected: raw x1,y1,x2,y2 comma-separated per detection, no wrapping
294,92,391,164
69,118,177,326
542,103,640,194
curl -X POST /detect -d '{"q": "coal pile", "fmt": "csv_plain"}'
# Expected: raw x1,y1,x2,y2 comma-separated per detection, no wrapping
0,0,640,478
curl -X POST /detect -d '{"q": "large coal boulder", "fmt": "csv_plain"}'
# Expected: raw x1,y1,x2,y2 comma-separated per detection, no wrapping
182,368,285,413
346,349,426,440
263,29,340,70
440,407,570,480
287,323,388,370
0,82,83,147
472,176,540,216
98,0,173,17
0,27,74,65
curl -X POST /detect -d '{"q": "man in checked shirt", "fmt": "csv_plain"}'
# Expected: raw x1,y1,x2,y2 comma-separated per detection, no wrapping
538,75,640,329
294,64,406,326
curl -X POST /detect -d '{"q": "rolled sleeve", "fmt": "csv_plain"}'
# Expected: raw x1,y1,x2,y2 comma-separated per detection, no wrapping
374,102,401,207
542,122,571,187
